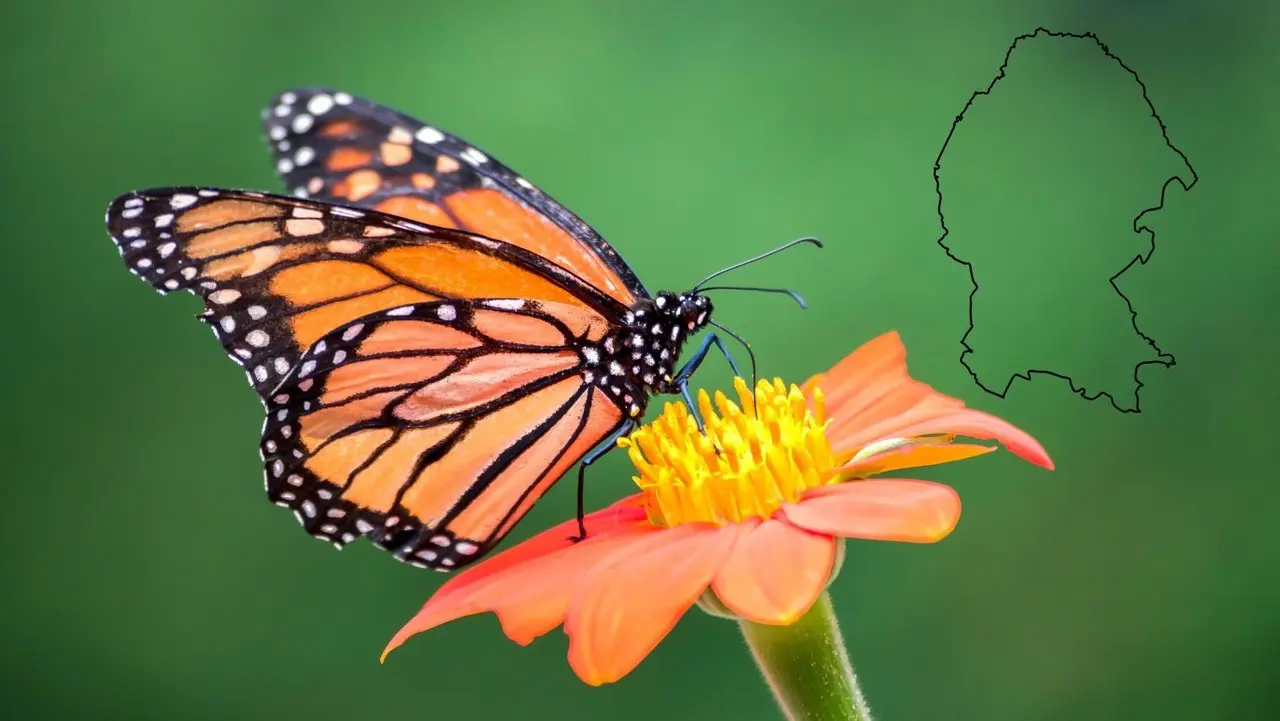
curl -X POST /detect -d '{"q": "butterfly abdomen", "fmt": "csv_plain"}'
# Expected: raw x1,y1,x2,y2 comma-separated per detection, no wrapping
581,290,713,418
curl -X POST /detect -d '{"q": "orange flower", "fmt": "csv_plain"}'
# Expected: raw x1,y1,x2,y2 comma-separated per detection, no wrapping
381,331,1053,685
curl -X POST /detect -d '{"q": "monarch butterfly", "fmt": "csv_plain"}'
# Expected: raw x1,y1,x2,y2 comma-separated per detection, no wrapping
105,89,816,571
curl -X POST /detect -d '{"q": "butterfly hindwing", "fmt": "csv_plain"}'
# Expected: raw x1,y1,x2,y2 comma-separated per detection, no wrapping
260,88,647,308
106,188,625,398
261,298,625,569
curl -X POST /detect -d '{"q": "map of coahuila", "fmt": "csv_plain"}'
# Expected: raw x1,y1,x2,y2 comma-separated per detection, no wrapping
935,29,1197,413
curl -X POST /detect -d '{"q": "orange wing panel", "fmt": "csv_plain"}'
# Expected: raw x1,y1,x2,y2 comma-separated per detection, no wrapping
445,189,637,306
449,386,623,543
398,376,584,526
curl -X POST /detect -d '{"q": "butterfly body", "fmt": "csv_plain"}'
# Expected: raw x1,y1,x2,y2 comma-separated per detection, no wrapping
105,90,741,571
584,291,714,417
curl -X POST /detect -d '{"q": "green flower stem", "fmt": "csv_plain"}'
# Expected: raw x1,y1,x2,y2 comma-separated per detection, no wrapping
738,592,872,721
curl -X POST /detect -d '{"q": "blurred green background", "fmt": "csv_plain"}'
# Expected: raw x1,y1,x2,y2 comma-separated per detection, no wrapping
2,1,1274,719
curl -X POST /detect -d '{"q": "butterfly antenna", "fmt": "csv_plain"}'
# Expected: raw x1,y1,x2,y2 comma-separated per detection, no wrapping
709,319,757,394
692,237,822,292
697,285,808,310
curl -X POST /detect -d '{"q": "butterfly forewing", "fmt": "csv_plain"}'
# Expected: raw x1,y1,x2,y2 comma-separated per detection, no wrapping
260,88,647,308
106,188,624,398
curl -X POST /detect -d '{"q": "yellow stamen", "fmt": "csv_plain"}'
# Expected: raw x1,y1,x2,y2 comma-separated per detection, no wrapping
619,377,838,527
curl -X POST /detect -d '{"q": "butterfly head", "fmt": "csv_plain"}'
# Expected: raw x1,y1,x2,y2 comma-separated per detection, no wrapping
653,290,712,333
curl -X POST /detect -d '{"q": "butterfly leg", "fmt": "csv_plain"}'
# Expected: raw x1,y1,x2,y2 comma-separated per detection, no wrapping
670,333,742,430
569,419,637,543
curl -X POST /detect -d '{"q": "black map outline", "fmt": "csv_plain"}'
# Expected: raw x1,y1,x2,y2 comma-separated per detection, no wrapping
933,27,1199,414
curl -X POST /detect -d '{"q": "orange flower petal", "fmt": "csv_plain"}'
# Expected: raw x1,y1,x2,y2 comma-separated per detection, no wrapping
566,522,742,685
711,516,836,625
813,332,1053,470
782,479,961,543
841,442,996,477
382,496,650,659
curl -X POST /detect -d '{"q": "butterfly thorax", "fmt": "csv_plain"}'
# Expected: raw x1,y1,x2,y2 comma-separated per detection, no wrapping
581,291,712,418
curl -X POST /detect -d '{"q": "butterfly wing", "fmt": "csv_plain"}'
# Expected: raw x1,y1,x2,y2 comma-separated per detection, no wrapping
106,188,623,397
260,89,647,308
262,299,625,569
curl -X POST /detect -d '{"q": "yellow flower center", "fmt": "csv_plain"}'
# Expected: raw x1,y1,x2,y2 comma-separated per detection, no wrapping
619,377,838,527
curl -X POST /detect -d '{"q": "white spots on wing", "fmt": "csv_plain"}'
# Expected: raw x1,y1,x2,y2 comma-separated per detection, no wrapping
273,104,290,117
356,519,375,534
234,348,252,360
460,147,488,165
157,241,176,258
254,365,269,383
330,207,364,218
327,507,346,519
170,194,197,209
384,516,400,527
306,94,334,115
430,535,451,547
436,304,456,321
582,347,600,364
273,357,290,375
285,218,324,236
414,126,445,144
265,440,278,453
416,549,438,562
268,125,287,141
486,299,525,311
332,350,347,364
123,197,144,208
298,359,317,377
609,361,624,376
273,394,289,405
629,403,641,417
291,206,323,219
122,227,140,238
313,341,327,356
514,176,533,190
198,189,219,197
294,146,315,166
128,239,146,249
280,425,293,438
271,459,284,477
291,113,314,134
388,126,414,144
136,258,152,269
163,279,179,290
386,306,414,317
456,541,479,555
219,316,236,333
297,379,314,392
327,239,362,254
277,140,291,152
440,558,456,567
247,305,267,320
342,323,364,341
302,500,317,518
277,158,294,174
120,206,143,219
246,329,270,347
334,92,353,105
181,267,199,280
